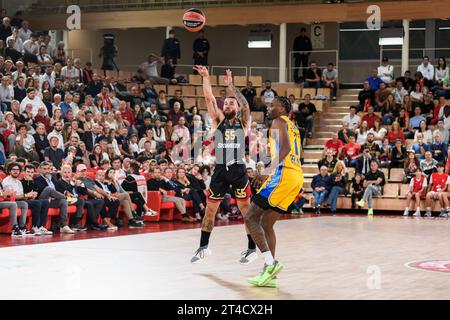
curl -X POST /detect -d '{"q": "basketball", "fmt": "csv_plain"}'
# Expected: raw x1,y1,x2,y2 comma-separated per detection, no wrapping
182,8,206,32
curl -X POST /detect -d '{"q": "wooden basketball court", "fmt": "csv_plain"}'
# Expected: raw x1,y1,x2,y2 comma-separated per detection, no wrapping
0,215,449,299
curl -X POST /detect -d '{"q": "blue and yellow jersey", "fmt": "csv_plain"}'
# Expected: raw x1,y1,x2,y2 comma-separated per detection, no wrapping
256,115,304,211
268,115,303,173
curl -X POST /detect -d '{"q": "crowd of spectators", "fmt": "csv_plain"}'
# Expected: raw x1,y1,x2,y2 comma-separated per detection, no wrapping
311,55,450,216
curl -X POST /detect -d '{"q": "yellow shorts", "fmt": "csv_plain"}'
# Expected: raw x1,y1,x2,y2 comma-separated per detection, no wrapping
254,167,304,212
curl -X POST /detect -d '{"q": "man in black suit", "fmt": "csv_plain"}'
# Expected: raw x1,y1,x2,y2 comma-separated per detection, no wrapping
82,123,103,152
34,161,74,233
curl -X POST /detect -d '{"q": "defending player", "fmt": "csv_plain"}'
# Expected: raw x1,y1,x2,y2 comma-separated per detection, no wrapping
190,66,256,264
245,96,303,287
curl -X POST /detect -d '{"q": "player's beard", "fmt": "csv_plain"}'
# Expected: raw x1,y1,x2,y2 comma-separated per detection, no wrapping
224,109,236,120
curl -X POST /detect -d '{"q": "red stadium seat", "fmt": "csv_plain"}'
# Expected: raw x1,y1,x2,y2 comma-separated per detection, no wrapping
147,191,171,221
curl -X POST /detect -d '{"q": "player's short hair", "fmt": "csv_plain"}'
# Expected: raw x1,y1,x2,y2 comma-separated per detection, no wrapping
276,96,291,114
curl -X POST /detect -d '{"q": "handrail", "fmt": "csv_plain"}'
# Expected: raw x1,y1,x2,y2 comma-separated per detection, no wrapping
288,49,339,83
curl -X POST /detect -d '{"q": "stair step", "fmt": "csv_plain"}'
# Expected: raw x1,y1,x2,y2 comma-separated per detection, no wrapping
303,144,324,149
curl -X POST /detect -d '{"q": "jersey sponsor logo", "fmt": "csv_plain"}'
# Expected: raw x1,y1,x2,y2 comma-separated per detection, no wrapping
217,143,241,149
405,260,450,273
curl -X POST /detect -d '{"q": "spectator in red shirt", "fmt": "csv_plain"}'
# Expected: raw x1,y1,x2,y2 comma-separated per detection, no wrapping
118,100,135,129
323,133,343,157
361,105,380,131
387,121,405,146
341,134,361,168
431,96,447,125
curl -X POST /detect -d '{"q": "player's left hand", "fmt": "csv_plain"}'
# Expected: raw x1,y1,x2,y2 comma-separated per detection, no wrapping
224,69,233,86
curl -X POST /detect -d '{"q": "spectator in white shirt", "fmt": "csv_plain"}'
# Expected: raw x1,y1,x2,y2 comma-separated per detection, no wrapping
19,88,46,117
417,56,434,85
342,105,361,131
243,152,256,170
47,120,64,150
18,20,32,43
22,32,39,57
391,80,409,106
139,54,169,85
377,57,394,86
39,65,55,88
0,75,14,112
12,60,26,83
171,116,191,163
37,45,53,70
6,27,23,52
61,58,80,84
14,124,39,162
435,57,449,86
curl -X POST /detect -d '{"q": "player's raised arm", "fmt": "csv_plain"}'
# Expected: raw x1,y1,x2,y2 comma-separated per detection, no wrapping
225,69,251,130
193,65,224,124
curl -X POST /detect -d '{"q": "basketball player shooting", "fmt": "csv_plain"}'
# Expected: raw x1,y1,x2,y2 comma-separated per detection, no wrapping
190,66,256,264
245,96,304,287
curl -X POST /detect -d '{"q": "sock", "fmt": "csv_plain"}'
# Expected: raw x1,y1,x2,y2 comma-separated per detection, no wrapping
405,207,409,211
200,230,211,247
416,207,420,211
426,207,431,211
262,251,275,266
247,234,256,250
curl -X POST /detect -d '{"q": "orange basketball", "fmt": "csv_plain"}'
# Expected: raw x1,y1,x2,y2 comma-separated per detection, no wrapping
182,8,206,32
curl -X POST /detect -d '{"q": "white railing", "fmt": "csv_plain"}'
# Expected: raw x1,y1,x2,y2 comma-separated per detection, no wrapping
210,65,248,77
288,49,339,82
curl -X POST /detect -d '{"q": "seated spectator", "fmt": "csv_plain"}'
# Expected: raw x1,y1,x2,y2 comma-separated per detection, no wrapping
121,162,157,218
425,163,449,217
288,189,312,215
375,82,391,112
74,164,110,230
441,71,450,98
241,81,256,111
411,133,429,160
446,149,450,174
417,56,434,87
342,106,360,131
103,168,144,228
356,146,374,175
357,81,375,112
420,93,434,124
409,106,426,131
304,61,322,88
379,138,391,168
337,122,354,144
380,94,396,125
362,132,381,159
296,94,316,138
311,166,332,214
326,161,348,214
141,80,158,108
387,121,405,146
94,170,120,231
55,164,89,231
168,102,185,124
432,96,448,126
14,124,39,162
420,151,438,178
0,177,28,237
318,148,337,171
33,123,50,162
404,168,427,217
34,161,74,233
377,57,394,85
341,134,360,168
173,167,204,222
433,119,449,144
322,133,343,158
414,120,433,145
260,80,278,106
361,105,380,131
430,132,447,163
404,150,420,183
390,138,407,168
147,167,194,222
367,69,383,92
410,83,424,109
355,120,369,145
321,62,338,100
44,136,64,170
396,107,412,138
350,173,364,209
140,54,169,85
395,70,416,92
356,160,385,215
169,89,184,111
392,80,408,107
